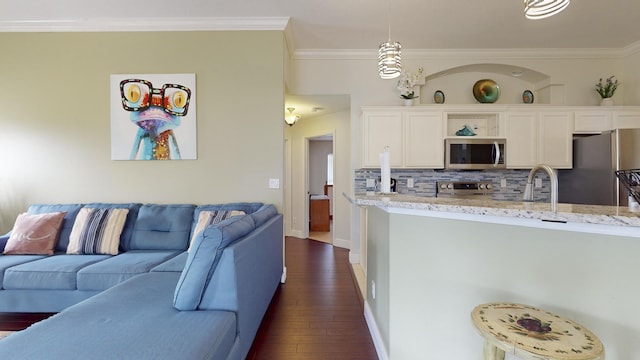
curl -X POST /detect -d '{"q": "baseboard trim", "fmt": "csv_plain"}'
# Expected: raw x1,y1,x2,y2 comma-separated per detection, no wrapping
332,237,350,249
348,251,360,264
289,230,304,238
364,301,388,360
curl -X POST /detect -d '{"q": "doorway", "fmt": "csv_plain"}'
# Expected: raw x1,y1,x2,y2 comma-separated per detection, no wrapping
308,135,334,244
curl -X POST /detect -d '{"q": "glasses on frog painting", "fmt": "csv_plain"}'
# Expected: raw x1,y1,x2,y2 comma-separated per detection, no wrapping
119,79,191,116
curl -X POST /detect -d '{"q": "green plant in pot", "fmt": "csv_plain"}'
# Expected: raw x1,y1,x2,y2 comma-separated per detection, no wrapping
595,76,618,105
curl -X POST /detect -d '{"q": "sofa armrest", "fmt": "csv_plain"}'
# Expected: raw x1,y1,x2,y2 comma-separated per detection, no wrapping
198,213,283,359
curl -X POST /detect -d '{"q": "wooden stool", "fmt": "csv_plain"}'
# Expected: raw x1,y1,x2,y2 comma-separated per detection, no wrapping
471,302,604,360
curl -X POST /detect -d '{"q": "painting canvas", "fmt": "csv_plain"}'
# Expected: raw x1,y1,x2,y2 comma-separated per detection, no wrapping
110,73,197,160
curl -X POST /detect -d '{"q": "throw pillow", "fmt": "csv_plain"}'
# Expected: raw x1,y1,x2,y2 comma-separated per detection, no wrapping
189,210,245,251
3,212,67,255
67,208,129,255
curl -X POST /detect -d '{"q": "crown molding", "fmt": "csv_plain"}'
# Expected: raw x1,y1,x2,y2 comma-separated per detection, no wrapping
0,17,290,32
623,40,640,56
293,47,629,60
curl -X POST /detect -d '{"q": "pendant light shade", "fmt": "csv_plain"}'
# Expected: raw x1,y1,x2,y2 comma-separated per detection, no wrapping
284,107,300,127
378,41,402,79
524,0,570,19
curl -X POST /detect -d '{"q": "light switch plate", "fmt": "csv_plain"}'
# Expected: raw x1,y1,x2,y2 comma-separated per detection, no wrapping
407,178,414,188
500,179,507,188
366,178,375,188
535,178,542,188
269,178,280,189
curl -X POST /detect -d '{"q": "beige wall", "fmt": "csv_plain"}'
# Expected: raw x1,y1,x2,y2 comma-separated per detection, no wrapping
0,31,285,232
367,208,640,359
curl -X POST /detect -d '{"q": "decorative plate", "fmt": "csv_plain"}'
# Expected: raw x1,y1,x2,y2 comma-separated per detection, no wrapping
522,90,534,104
434,90,445,104
473,79,500,103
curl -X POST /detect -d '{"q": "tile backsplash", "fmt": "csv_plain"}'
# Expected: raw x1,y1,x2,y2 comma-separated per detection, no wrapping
355,168,552,202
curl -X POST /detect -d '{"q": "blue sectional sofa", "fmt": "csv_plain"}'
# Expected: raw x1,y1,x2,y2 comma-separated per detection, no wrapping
0,202,283,360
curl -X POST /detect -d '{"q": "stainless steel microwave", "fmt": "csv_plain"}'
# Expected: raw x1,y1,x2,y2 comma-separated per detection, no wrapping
445,138,506,170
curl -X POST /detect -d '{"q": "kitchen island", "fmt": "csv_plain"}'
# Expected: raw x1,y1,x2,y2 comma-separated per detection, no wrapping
348,193,640,360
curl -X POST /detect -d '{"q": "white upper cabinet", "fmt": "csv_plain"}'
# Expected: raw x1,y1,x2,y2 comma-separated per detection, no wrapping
361,106,640,170
362,109,444,168
361,110,403,168
504,112,538,168
403,111,444,168
538,112,573,168
574,111,612,133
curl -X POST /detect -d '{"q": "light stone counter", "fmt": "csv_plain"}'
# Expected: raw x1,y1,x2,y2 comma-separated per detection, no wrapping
346,193,640,229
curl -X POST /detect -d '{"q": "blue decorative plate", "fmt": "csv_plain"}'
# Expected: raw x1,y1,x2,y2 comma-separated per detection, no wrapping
434,90,445,104
522,90,534,104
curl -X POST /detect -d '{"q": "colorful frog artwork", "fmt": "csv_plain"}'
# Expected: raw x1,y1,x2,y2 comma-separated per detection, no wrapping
119,79,192,160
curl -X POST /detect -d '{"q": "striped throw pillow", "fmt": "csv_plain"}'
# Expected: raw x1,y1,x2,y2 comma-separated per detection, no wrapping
189,210,245,251
67,208,129,255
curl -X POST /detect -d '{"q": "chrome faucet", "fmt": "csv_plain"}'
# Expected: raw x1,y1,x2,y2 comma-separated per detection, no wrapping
523,164,558,211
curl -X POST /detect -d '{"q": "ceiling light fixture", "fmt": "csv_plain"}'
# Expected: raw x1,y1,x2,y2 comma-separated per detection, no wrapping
285,107,300,127
378,0,402,79
524,0,570,20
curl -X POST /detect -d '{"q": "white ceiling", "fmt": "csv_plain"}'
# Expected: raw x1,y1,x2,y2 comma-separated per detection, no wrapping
2,0,639,51
2,0,639,120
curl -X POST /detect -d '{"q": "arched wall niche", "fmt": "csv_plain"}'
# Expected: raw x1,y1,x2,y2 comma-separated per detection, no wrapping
419,63,564,105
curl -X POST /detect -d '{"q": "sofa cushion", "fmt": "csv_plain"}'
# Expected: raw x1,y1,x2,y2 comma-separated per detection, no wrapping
173,215,255,310
3,254,110,290
249,204,278,228
76,250,182,291
83,203,142,251
67,208,129,255
129,204,195,251
27,204,84,252
0,255,46,288
189,210,245,250
191,203,262,237
0,273,237,360
3,212,66,255
150,252,188,272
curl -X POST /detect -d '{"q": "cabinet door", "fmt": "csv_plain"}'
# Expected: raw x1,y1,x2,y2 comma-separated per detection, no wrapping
404,112,444,168
505,112,538,168
539,112,573,168
362,111,403,168
614,110,640,129
574,111,612,133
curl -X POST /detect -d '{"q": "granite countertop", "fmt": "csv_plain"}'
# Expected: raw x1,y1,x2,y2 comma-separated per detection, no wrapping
346,193,640,228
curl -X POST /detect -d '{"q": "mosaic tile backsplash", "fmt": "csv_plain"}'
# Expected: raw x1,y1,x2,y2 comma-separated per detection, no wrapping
355,169,552,202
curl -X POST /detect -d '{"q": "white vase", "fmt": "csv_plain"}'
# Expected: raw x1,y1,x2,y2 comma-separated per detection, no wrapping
403,98,415,106
600,97,613,106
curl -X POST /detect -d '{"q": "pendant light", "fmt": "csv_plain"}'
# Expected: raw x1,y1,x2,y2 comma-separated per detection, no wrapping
284,107,300,127
378,0,401,79
524,0,570,20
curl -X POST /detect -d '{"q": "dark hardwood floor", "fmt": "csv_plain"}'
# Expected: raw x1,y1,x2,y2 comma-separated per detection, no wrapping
247,236,378,360
0,237,378,359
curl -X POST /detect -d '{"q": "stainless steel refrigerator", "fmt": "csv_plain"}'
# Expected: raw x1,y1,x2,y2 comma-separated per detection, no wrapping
558,129,640,206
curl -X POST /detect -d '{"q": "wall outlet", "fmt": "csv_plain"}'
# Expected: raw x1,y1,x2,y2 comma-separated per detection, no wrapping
407,178,414,188
535,177,542,188
366,178,376,188
371,280,376,300
500,179,507,188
